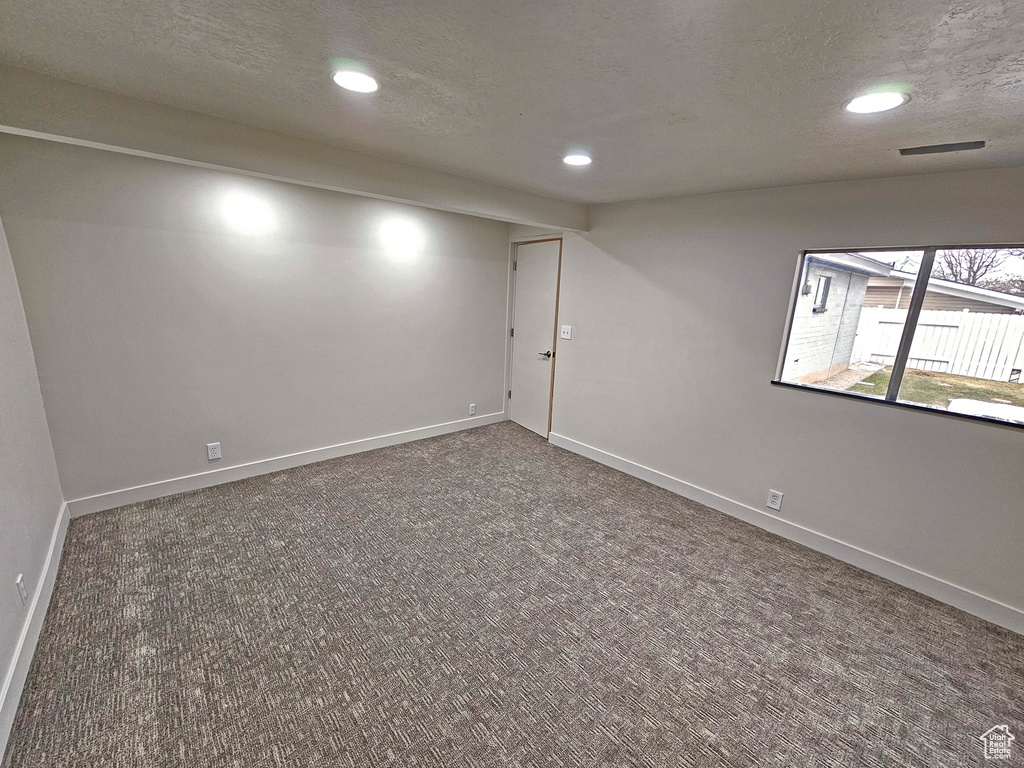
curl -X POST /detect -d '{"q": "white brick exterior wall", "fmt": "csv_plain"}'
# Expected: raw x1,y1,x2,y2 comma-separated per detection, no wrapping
783,262,870,382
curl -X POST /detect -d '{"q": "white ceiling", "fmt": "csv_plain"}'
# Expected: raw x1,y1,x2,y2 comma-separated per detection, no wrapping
2,0,1023,204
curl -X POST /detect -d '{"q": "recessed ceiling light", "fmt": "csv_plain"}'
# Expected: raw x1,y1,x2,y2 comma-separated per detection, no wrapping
563,154,592,166
333,70,379,93
845,92,909,114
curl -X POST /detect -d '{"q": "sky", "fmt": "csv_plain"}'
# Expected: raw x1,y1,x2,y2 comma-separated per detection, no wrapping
977,250,1024,280
858,249,1024,284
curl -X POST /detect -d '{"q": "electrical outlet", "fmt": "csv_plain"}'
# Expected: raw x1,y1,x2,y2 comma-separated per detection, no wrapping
469,403,476,415
767,490,784,511
560,325,573,340
15,574,28,607
207,442,222,461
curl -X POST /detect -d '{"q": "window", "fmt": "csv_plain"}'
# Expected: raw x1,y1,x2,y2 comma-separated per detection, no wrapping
775,247,1024,427
812,276,831,313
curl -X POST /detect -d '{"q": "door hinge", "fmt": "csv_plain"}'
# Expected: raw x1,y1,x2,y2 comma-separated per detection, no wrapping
513,260,517,271
508,389,512,399
510,327,514,337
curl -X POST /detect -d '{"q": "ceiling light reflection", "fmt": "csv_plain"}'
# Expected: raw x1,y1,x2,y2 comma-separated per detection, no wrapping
378,217,425,263
220,191,277,235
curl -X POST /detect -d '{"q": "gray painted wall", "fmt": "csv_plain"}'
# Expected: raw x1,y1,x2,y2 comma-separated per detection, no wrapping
551,167,1024,615
0,214,64,741
0,135,511,500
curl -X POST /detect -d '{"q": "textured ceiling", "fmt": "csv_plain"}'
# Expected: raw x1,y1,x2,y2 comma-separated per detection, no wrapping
2,0,1024,204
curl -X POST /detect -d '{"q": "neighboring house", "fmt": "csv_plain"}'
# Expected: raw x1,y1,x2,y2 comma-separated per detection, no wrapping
853,269,1024,383
786,255,1024,386
864,271,1024,314
783,252,893,383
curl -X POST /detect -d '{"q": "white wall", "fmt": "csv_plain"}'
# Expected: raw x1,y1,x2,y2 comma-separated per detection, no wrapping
0,214,64,749
0,134,511,502
551,167,1024,622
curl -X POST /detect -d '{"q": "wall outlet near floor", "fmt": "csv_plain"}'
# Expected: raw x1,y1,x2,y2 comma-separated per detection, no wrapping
15,574,28,607
469,403,476,415
767,489,784,511
207,442,222,461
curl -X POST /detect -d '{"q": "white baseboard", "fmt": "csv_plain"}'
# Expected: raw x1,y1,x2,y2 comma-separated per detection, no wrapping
68,412,507,518
548,432,1024,636
0,501,69,758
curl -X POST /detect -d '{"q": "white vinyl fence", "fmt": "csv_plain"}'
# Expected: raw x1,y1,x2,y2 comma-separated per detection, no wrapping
851,308,1024,382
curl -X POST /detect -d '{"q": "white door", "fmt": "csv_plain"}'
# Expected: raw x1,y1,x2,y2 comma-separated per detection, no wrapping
510,239,561,437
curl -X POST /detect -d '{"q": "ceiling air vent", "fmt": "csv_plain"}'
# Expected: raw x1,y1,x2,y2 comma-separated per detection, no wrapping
899,141,986,156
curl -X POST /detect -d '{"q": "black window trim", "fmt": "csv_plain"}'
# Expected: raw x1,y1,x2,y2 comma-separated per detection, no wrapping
772,244,1024,432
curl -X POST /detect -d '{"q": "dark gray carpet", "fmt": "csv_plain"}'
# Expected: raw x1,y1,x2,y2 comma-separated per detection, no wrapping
4,423,1021,767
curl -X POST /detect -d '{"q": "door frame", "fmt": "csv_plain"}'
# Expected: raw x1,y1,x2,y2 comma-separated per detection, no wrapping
506,236,563,436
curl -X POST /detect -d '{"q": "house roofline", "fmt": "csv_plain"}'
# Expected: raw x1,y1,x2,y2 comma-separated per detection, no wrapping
888,269,1024,310
807,252,894,278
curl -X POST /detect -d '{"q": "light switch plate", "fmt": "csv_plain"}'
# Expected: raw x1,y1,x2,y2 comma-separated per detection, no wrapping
560,325,573,340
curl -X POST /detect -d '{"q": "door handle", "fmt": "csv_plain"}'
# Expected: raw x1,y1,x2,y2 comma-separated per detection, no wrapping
539,350,552,359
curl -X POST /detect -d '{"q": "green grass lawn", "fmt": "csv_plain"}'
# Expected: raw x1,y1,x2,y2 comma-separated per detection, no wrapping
846,367,1024,408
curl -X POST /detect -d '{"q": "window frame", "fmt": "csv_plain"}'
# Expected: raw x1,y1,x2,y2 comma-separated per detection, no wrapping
772,244,1024,431
811,275,831,313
